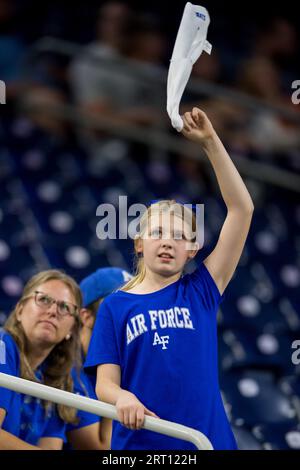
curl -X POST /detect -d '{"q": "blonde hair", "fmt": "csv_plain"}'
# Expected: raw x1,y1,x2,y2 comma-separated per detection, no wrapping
122,200,197,292
4,269,82,424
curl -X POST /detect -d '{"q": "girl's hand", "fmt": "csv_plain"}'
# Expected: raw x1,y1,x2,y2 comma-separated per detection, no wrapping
116,391,159,430
181,107,216,144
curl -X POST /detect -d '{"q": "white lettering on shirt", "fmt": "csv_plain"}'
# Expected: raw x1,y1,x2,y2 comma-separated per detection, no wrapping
126,307,194,346
126,314,148,345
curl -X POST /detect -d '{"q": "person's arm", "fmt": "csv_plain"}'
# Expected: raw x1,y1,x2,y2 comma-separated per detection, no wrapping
0,408,41,450
67,422,106,450
38,437,63,450
66,414,111,450
99,417,112,449
96,364,158,430
182,108,254,295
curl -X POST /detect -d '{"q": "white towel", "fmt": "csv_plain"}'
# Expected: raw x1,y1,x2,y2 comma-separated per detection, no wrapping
167,2,212,132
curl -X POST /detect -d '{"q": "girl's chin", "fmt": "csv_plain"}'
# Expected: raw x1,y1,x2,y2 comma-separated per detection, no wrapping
156,267,179,277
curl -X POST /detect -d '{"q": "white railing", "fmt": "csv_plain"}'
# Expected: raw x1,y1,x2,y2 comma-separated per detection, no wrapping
0,372,213,450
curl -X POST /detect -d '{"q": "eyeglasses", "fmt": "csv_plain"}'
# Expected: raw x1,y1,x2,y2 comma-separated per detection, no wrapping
33,291,78,318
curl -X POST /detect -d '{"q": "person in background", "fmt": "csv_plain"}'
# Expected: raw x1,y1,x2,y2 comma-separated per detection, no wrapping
65,267,132,450
0,270,82,450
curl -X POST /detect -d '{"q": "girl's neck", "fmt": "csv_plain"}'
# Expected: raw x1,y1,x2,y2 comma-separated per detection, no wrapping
131,270,181,294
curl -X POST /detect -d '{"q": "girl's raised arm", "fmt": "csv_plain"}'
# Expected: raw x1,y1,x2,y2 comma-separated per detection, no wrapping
181,108,254,295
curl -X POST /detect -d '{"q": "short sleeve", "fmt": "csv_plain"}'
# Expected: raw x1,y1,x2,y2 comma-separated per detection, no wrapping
84,298,120,375
188,262,225,313
66,369,99,432
0,331,20,413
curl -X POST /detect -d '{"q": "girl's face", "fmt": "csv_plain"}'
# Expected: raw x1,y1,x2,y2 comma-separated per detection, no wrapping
137,213,198,277
17,280,77,348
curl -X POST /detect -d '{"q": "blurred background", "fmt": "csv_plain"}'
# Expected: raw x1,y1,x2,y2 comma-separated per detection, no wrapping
0,0,300,450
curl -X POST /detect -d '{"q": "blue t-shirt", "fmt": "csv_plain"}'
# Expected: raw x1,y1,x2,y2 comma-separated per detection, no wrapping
0,330,65,445
84,263,237,450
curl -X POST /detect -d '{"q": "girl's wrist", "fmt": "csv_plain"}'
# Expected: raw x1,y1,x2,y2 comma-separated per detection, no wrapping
119,389,135,400
201,131,221,154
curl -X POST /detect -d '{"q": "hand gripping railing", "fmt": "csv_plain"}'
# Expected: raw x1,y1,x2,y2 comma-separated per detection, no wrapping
0,372,213,450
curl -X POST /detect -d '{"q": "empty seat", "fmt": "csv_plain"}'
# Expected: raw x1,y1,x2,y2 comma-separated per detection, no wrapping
252,422,300,450
221,370,298,428
231,425,263,450
219,328,298,375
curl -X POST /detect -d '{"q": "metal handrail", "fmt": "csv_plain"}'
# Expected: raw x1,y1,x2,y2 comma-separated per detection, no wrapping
0,372,213,450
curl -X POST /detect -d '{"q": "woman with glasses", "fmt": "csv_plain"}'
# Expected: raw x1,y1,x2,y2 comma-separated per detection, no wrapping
0,269,83,450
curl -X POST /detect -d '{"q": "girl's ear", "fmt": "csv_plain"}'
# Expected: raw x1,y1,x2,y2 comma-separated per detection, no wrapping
186,241,199,260
136,238,143,255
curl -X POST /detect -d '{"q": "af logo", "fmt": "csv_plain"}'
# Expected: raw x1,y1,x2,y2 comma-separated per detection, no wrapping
153,332,169,350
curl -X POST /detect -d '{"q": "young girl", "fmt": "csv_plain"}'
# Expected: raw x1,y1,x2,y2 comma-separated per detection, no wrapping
85,108,254,450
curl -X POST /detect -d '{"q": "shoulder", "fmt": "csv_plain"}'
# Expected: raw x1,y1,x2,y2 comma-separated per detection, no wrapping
0,329,20,356
100,290,129,309
183,262,225,304
0,328,20,372
185,261,217,285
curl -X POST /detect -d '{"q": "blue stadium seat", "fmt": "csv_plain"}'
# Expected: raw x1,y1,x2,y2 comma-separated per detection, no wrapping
221,370,299,427
219,329,298,375
252,422,300,450
231,425,263,450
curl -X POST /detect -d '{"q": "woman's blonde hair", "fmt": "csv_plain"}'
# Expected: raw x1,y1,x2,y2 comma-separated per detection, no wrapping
122,200,197,292
4,269,82,424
